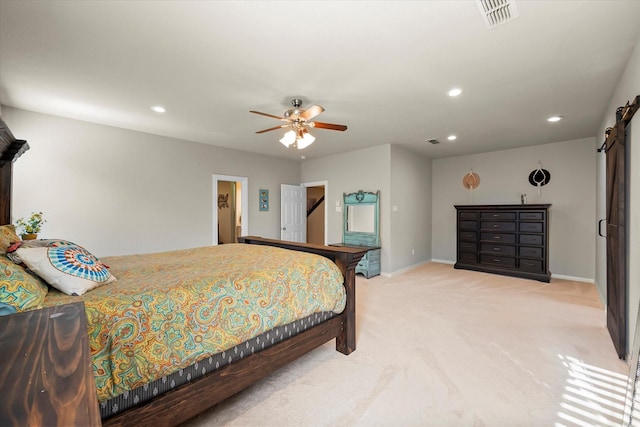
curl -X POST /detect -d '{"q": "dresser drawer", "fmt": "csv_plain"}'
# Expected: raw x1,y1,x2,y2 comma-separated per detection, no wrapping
480,233,516,244
357,256,369,270
459,252,477,264
520,247,543,258
480,255,516,268
459,220,477,231
459,231,477,242
480,244,516,256
520,259,543,273
481,221,516,232
520,234,543,245
459,211,477,220
480,212,516,220
519,222,543,233
459,242,477,252
519,211,543,220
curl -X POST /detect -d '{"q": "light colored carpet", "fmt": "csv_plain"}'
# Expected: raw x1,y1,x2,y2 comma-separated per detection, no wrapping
182,262,628,426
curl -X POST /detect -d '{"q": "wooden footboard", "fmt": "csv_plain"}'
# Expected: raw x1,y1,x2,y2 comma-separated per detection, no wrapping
103,237,366,426
238,236,366,354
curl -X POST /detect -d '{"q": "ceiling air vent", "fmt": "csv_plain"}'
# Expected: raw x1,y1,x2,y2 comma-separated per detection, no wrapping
476,0,519,29
427,139,440,145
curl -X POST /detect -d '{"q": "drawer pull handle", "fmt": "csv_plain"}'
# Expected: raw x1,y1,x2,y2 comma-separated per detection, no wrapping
493,236,501,240
493,225,499,228
493,214,499,217
493,247,501,251
493,259,501,262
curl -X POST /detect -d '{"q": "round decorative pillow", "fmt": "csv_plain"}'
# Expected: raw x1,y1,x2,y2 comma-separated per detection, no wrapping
16,245,116,296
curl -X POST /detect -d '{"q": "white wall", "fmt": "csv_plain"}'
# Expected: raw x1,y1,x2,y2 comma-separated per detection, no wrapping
596,31,640,354
389,145,431,273
3,107,300,257
432,137,596,280
301,144,392,273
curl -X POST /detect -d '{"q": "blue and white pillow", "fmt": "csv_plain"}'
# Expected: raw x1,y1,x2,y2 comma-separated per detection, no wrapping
16,244,116,296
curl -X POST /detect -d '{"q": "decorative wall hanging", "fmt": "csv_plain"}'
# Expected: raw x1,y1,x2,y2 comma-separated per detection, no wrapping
218,193,229,209
528,161,551,196
259,189,269,212
462,169,480,202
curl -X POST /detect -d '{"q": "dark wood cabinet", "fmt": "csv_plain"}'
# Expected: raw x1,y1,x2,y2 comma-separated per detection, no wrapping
454,204,551,282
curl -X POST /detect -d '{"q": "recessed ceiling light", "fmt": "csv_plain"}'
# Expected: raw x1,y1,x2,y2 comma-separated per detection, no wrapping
300,155,306,160
151,105,166,113
448,88,463,97
547,115,563,122
447,135,457,141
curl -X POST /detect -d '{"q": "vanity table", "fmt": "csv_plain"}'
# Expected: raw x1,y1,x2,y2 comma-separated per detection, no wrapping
332,190,381,278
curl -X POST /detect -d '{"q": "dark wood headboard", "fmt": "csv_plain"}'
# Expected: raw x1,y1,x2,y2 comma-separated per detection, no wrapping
0,116,29,225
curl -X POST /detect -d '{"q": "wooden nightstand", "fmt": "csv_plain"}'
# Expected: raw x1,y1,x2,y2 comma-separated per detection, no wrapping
0,302,101,426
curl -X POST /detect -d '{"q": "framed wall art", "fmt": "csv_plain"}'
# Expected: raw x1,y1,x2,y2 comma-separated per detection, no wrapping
259,189,269,211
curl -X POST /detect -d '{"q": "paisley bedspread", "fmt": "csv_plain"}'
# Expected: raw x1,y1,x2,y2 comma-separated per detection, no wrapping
42,243,345,402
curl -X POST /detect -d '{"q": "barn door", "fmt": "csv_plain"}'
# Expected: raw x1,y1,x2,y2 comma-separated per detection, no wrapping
281,184,306,242
605,114,627,360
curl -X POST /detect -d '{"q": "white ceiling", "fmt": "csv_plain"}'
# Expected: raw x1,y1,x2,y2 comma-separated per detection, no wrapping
1,1,640,161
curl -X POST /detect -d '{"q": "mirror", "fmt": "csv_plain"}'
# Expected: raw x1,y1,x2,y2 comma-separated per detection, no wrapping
347,205,375,233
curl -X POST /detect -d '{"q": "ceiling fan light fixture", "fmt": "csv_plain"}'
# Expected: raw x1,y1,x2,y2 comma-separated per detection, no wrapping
251,98,345,150
296,132,315,150
280,130,296,147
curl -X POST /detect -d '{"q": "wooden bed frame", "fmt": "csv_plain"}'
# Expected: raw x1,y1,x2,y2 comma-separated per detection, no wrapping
0,116,366,426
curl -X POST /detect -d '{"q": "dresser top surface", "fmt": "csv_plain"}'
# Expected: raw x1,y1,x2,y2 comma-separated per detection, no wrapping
455,204,551,210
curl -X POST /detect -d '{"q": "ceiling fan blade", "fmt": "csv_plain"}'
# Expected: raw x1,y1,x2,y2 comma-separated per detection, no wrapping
310,121,347,131
255,124,288,134
250,110,286,120
300,105,324,121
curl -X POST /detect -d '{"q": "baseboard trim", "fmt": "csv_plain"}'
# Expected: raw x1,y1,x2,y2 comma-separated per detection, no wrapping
382,259,432,277
551,273,594,283
431,258,455,265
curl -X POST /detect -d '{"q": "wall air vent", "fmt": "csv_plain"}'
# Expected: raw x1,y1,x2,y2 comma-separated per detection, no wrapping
476,0,519,29
427,139,440,145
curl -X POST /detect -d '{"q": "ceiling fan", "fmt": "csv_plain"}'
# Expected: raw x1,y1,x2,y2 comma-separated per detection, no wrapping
250,98,347,149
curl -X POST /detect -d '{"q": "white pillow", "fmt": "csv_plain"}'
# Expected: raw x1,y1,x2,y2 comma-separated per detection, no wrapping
16,245,116,296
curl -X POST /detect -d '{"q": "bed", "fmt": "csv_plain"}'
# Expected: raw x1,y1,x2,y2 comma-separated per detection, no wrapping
0,116,366,426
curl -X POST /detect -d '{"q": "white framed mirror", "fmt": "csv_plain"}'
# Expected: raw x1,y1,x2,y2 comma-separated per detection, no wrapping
347,205,375,233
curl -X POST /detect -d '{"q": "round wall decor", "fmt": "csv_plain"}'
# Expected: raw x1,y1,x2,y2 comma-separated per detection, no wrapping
462,171,480,189
528,168,551,187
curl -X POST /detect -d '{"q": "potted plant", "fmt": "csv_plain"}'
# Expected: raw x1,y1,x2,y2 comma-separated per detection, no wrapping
15,212,46,240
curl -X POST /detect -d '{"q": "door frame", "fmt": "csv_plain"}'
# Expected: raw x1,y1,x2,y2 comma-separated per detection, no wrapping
302,180,329,245
212,174,248,245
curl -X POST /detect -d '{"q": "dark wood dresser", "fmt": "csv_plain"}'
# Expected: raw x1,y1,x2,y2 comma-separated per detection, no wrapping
454,204,551,282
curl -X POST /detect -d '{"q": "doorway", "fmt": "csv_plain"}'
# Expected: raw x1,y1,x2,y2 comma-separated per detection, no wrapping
213,175,248,245
217,181,241,244
279,181,328,245
305,182,326,245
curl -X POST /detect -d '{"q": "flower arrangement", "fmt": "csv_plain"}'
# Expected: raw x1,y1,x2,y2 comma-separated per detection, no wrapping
15,211,46,237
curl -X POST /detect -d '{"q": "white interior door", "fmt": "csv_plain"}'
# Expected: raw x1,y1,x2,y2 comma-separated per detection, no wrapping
281,184,306,242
